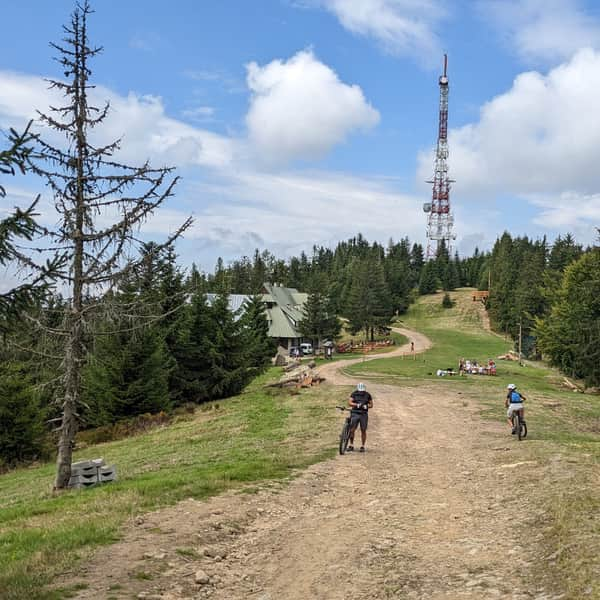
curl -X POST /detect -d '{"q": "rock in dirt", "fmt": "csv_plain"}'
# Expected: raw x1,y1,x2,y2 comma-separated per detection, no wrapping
195,569,211,585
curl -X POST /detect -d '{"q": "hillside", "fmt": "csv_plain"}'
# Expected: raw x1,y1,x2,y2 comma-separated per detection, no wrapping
1,289,598,600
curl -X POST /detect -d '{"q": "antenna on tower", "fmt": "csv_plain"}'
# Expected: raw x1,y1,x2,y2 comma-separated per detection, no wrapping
424,54,455,260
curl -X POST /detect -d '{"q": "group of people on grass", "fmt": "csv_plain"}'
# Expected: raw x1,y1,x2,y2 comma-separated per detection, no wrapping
458,357,496,376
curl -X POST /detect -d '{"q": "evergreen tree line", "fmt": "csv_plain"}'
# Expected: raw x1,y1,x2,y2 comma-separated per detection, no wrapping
208,235,484,303
0,228,487,469
206,234,485,341
0,244,274,469
484,231,600,386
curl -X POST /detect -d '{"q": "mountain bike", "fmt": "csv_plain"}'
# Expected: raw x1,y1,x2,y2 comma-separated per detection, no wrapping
336,406,353,455
511,409,527,441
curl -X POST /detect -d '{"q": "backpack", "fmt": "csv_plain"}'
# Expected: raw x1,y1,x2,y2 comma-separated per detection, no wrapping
510,390,522,403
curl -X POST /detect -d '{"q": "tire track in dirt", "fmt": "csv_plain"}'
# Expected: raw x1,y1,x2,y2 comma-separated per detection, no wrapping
66,329,559,600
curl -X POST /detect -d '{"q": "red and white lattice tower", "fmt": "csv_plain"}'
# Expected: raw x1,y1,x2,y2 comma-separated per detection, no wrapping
424,54,455,260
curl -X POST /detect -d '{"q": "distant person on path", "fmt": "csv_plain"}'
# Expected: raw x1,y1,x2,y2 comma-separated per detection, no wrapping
505,383,526,433
347,382,373,452
458,358,465,376
410,340,415,353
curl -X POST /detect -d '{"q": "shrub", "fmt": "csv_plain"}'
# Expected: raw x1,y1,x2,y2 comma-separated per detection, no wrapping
442,293,454,308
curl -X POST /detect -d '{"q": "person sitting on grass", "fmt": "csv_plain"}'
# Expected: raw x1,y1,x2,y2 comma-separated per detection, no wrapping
347,382,373,453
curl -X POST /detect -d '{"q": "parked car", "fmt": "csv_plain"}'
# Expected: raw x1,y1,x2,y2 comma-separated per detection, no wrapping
300,342,313,355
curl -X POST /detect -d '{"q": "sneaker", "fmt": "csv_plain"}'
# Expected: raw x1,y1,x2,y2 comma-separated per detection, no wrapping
347,445,354,451
359,446,365,453
511,428,516,435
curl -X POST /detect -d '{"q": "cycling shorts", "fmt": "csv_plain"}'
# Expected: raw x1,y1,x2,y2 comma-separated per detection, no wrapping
350,412,368,431
507,403,523,418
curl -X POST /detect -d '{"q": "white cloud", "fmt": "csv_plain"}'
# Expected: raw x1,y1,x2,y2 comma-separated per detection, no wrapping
530,191,600,230
0,71,49,125
1,64,413,267
245,50,380,164
0,70,236,170
181,169,424,260
2,54,379,171
480,0,600,63
418,48,600,203
318,0,446,65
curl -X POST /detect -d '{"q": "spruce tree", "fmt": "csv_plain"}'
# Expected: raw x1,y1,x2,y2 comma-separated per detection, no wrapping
114,328,172,418
384,241,412,314
240,295,276,373
299,291,341,347
174,288,215,403
346,256,392,340
208,292,252,398
156,246,188,404
486,233,518,335
28,2,191,488
410,243,425,287
418,261,438,295
548,233,583,273
346,260,371,338
536,248,600,385
250,249,268,293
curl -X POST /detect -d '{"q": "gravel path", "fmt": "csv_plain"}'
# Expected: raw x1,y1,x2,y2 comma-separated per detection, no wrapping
66,330,559,600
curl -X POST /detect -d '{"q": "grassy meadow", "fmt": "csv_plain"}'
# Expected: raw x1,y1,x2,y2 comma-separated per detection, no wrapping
0,371,342,599
348,288,600,599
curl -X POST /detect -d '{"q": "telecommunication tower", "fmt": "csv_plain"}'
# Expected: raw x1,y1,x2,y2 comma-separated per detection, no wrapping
424,54,455,259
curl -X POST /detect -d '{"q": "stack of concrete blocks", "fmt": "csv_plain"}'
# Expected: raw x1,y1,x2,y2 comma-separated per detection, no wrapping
68,458,117,489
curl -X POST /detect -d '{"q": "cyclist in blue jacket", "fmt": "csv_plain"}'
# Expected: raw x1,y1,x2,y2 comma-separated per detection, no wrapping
505,383,526,434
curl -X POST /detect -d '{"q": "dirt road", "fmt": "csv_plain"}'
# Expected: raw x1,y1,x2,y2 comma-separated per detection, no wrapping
68,331,558,600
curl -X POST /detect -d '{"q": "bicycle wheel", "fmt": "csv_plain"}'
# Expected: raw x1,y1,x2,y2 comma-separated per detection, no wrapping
521,419,528,439
515,413,523,441
339,420,351,455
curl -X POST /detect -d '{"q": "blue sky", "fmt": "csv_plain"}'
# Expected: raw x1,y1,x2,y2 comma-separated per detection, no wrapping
2,0,600,275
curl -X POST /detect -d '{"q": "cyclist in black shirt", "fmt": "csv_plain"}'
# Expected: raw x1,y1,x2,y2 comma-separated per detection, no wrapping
347,382,373,452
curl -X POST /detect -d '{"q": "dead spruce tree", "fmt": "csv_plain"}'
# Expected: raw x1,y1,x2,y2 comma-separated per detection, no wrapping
30,1,191,489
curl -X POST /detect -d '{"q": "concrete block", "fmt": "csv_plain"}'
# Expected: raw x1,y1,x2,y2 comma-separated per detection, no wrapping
71,458,104,477
72,458,104,469
98,464,117,483
68,473,98,488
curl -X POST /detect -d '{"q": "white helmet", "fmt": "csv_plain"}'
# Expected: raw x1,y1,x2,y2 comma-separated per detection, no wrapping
357,382,366,392
507,383,516,390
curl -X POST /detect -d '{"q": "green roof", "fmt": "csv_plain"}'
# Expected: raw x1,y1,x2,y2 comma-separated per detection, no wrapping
262,283,308,339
